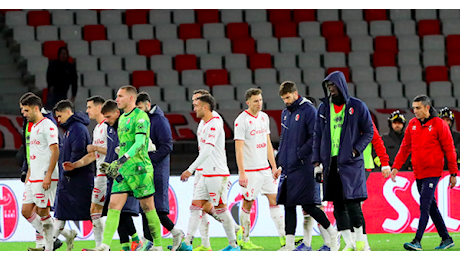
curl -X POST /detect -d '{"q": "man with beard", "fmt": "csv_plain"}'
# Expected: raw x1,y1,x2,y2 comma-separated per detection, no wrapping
382,110,411,171
312,71,373,251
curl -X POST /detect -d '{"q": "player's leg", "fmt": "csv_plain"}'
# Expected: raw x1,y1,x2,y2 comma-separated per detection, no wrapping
317,205,333,251
196,210,211,250
99,192,128,250
32,182,57,251
262,168,285,244
139,196,162,250
281,206,297,251
36,205,54,251
141,212,153,241
91,175,107,247
117,213,132,251
157,211,184,251
302,204,339,251
293,209,313,251
345,201,366,250
240,171,261,246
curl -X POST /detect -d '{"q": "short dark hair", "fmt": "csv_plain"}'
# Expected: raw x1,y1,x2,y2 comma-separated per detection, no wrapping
101,99,119,114
279,81,298,96
136,92,151,104
19,92,37,103
86,95,105,106
193,89,210,95
21,95,43,109
119,85,138,96
197,94,216,112
413,94,432,107
245,88,262,101
53,100,74,113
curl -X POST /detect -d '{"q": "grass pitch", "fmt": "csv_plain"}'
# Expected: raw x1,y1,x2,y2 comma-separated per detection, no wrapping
0,232,459,251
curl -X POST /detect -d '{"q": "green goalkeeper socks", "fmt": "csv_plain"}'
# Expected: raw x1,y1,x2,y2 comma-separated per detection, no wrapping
145,209,162,247
132,233,139,243
121,242,130,251
102,209,121,247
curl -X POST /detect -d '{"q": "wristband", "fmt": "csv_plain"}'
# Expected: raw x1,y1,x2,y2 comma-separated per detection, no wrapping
451,173,457,177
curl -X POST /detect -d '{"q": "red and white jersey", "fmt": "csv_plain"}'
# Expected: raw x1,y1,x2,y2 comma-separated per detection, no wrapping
234,110,270,171
93,119,108,176
29,117,59,182
196,113,230,177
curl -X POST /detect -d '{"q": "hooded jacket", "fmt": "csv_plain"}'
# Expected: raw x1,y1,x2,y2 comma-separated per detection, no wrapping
277,96,321,206
54,111,94,220
393,111,458,179
46,49,78,97
382,126,412,171
443,127,460,170
312,71,374,201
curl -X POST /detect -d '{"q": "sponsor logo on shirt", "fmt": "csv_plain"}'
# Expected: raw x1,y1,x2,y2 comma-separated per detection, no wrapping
34,194,45,199
208,134,215,138
30,140,40,145
210,127,216,131
250,129,268,136
30,155,36,160
256,143,267,149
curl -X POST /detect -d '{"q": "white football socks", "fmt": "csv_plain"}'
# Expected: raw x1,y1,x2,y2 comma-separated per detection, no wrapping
240,207,251,242
91,213,104,247
341,229,355,248
318,223,331,247
303,215,313,247
185,205,202,246
269,205,286,238
41,215,54,251
217,207,237,247
286,235,295,250
199,212,211,248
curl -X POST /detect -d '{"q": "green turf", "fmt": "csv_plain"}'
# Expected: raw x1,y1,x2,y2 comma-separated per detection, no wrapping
1,232,459,251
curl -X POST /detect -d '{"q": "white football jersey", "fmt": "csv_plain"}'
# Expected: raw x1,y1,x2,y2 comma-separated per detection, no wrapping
234,110,271,171
29,117,59,182
93,119,108,176
196,114,230,177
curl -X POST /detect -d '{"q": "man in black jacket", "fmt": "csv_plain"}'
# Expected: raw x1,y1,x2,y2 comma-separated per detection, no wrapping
382,110,411,171
438,107,460,169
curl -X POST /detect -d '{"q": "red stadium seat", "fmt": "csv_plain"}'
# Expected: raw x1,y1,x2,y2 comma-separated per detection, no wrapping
28,10,50,27
138,39,161,57
83,25,106,42
268,9,292,24
226,23,249,40
274,22,298,38
322,21,344,39
125,9,148,27
206,69,229,87
418,20,440,37
179,23,202,40
425,66,449,83
373,51,396,67
0,9,22,15
364,9,387,21
327,36,350,53
446,35,460,52
293,9,316,22
196,9,219,24
327,67,350,82
232,37,256,55
43,40,66,60
375,36,398,54
175,54,197,72
132,70,155,88
249,53,272,70
447,52,460,67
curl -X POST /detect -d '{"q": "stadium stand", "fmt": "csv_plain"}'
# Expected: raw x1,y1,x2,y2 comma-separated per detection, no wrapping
2,8,460,113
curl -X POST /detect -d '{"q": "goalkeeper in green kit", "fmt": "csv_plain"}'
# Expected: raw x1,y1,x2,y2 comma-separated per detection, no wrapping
84,86,162,251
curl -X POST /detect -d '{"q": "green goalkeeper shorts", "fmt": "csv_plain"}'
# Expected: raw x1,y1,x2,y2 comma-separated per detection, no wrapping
111,162,155,199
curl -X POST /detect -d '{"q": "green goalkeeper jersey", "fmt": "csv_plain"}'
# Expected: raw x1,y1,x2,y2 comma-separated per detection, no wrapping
117,107,153,176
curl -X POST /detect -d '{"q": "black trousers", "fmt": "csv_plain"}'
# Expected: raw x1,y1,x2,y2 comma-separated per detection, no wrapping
285,204,331,235
327,156,365,231
142,211,175,241
117,213,137,244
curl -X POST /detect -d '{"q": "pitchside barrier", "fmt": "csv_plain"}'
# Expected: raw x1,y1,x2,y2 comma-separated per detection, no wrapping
0,173,459,242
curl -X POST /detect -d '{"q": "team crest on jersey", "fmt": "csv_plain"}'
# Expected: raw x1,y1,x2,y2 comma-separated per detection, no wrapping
50,127,55,131
412,125,416,130
429,125,432,131
228,180,258,232
261,117,265,122
162,185,179,237
249,121,253,125
0,184,19,241
349,107,354,115
127,118,131,124
295,114,300,121
66,220,93,239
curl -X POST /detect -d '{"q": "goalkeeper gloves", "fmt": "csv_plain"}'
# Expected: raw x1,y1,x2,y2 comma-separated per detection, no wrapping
374,156,381,167
100,155,129,182
314,164,323,183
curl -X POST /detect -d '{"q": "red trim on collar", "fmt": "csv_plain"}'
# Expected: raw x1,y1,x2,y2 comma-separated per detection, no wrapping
244,110,259,118
33,117,46,128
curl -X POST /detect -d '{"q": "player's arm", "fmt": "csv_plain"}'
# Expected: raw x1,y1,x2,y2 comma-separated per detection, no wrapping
267,134,281,179
25,167,31,184
235,139,248,187
87,144,107,155
390,122,413,181
43,143,59,190
63,152,96,171
181,143,213,181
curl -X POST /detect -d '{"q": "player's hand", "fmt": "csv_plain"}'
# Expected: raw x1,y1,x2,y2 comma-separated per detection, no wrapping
390,169,398,182
450,175,457,189
105,161,121,179
115,146,120,155
62,161,75,171
100,162,110,174
314,164,323,183
239,172,248,188
180,170,192,182
42,175,51,191
272,167,281,180
87,145,97,153
381,167,391,179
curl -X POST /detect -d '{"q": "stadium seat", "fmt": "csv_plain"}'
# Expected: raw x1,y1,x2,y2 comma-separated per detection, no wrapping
125,9,148,27
442,20,460,35
350,35,373,52
200,54,223,70
52,10,73,26
439,9,460,20
179,23,202,40
83,25,106,42
218,99,241,110
164,86,187,101
400,65,423,83
203,23,225,39
156,70,180,86
446,35,460,52
67,40,89,57
83,71,106,87
324,52,346,68
20,40,42,58
274,53,297,69
355,81,379,98
375,36,398,54
100,56,122,72
106,25,129,40
447,52,460,67
405,81,428,97
149,10,171,25
321,21,344,39
209,38,231,54
298,53,320,69
155,24,178,40
432,97,457,107
100,10,122,25
5,11,27,27
380,82,404,98
373,51,396,67
393,20,416,36
232,37,256,55
235,84,257,101
415,9,437,21
138,39,161,57
268,9,292,24
107,70,130,86
196,9,219,24
124,55,147,71
422,50,445,67
132,24,154,40
418,20,440,37
385,97,409,109
60,25,82,41
221,9,243,24
212,85,235,100
138,86,162,101
398,35,421,51
307,81,326,99
341,9,363,22
303,67,325,86
249,53,272,70
351,67,374,82
173,9,195,25
327,36,350,53
279,68,302,83
28,10,50,27
450,66,460,81
43,40,66,60
245,9,267,24
257,37,279,54
346,21,368,36
280,37,302,53
227,22,249,40
181,70,204,86
151,55,173,71
293,9,316,23
348,52,371,68
175,54,197,72
453,81,460,96
162,39,185,56
225,54,247,70
303,36,326,53
389,9,412,21
369,20,392,36
114,40,136,56
132,70,155,88
206,69,229,87
260,83,282,100
230,69,253,85
34,72,47,90
364,9,387,21
298,21,320,38
425,66,449,83
327,67,350,82
170,101,192,112
254,68,277,85
76,10,97,25
423,35,445,51
13,25,35,42
317,9,339,22
429,81,452,97
27,56,49,74
362,98,385,109
185,38,208,55
76,56,98,72
274,22,297,38
376,67,399,83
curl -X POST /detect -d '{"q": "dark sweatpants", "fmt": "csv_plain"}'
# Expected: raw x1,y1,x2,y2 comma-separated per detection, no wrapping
285,205,331,235
415,177,450,242
142,211,175,241
117,213,137,244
